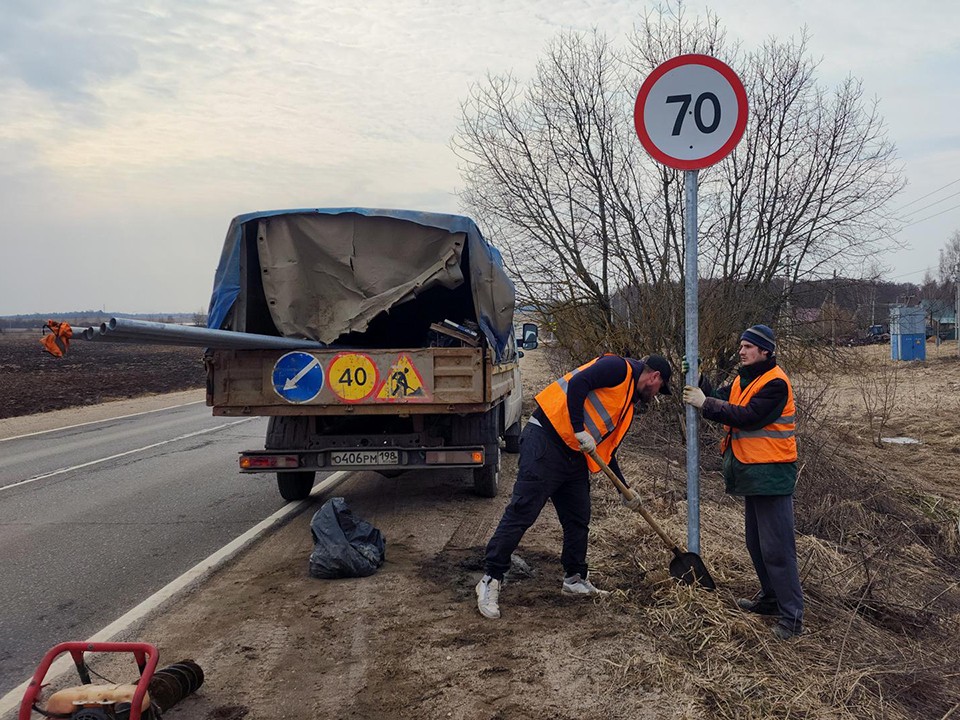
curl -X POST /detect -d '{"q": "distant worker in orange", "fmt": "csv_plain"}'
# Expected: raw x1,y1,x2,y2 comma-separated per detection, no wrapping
682,324,804,640
476,353,673,619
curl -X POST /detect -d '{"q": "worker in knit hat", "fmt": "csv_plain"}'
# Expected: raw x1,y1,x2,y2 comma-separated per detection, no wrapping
681,324,805,640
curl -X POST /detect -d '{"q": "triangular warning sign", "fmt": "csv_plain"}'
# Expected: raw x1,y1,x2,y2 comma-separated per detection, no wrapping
376,353,429,401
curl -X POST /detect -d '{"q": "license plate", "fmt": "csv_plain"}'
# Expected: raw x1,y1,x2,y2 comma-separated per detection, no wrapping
330,449,399,466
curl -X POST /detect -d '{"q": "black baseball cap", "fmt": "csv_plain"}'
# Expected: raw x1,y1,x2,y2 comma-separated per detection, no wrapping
642,354,672,394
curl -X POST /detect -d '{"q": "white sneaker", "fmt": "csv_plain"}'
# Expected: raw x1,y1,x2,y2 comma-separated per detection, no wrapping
562,573,610,597
476,575,501,619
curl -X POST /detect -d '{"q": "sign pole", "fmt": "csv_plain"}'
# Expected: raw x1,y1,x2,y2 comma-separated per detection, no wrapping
684,169,700,554
634,53,748,558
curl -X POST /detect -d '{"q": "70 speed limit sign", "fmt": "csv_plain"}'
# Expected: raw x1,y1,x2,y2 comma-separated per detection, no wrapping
634,54,747,170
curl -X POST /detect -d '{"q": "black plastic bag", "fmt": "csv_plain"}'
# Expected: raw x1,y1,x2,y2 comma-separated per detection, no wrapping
308,497,386,579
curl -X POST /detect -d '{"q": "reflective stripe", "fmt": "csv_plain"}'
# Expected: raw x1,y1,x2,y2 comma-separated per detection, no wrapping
555,368,581,393
582,413,603,440
585,391,615,432
777,415,795,424
558,374,614,442
730,428,796,440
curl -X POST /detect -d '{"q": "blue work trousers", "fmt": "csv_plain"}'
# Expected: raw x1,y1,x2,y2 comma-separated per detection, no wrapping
744,494,805,630
484,423,591,581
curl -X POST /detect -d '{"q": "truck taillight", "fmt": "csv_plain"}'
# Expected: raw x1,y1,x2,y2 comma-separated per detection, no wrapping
240,455,300,469
425,450,484,465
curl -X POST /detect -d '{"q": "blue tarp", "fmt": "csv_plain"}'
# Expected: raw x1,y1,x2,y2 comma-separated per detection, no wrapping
207,208,516,362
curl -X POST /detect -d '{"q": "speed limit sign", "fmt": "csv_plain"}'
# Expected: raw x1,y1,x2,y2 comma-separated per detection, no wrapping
634,54,748,170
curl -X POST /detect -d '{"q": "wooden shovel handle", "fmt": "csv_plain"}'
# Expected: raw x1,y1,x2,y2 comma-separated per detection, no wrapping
587,449,683,552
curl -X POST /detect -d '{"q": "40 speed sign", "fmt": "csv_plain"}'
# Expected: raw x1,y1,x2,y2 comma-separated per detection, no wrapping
634,54,747,170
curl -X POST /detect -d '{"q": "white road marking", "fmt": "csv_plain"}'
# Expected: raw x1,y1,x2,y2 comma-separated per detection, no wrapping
0,470,353,716
0,419,254,492
0,400,206,443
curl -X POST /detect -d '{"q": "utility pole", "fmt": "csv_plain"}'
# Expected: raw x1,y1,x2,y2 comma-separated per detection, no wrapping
954,263,960,357
783,253,793,338
831,269,838,346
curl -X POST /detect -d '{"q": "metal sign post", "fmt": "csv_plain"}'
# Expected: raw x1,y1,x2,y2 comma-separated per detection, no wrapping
634,54,748,553
683,169,700,551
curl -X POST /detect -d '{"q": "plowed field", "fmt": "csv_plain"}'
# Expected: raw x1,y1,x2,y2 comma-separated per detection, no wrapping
0,330,205,419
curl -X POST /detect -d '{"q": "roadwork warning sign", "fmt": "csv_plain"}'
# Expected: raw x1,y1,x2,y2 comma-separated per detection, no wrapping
376,353,429,401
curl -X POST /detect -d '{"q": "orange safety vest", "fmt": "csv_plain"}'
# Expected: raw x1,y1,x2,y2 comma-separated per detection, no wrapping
535,355,637,472
721,365,797,464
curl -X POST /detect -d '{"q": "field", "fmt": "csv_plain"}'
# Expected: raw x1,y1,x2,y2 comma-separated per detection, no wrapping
0,329,205,418
4,332,960,718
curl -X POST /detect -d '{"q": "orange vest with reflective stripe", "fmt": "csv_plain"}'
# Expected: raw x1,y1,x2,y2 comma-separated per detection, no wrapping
721,365,797,464
534,355,637,472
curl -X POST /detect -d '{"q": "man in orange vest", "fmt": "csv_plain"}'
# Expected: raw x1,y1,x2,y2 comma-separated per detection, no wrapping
476,353,672,620
681,324,804,640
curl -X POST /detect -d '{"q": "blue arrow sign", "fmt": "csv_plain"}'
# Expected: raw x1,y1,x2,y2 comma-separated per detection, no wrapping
272,352,324,404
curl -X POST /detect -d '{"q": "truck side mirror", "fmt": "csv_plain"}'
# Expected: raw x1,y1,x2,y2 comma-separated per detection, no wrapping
522,323,539,350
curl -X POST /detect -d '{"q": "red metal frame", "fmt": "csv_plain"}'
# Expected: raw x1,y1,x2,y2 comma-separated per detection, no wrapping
19,641,159,720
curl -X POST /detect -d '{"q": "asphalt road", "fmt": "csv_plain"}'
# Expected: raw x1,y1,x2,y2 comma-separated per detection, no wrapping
0,402,299,695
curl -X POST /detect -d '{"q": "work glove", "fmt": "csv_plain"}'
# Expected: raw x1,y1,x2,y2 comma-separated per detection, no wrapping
574,430,596,453
682,385,706,408
621,490,641,511
681,356,702,376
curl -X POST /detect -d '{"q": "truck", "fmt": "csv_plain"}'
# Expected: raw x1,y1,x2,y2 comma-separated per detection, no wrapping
202,208,537,501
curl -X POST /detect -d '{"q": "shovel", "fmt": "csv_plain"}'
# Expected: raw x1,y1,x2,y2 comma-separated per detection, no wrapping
588,449,716,590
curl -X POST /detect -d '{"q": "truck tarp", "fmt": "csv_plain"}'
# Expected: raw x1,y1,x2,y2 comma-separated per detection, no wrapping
207,208,516,362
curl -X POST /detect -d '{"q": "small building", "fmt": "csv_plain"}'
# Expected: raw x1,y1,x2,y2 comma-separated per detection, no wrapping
920,299,957,341
890,306,926,361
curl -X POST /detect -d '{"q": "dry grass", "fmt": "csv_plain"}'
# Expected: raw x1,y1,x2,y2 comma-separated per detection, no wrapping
527,340,960,719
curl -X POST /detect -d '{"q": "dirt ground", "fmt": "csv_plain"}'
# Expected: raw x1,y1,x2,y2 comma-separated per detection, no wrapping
7,336,960,719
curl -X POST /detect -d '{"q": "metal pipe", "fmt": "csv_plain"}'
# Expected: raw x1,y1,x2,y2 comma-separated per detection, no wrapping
87,317,327,350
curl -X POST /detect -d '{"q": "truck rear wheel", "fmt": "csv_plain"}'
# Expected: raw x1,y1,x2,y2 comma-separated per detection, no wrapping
277,471,316,501
473,445,501,497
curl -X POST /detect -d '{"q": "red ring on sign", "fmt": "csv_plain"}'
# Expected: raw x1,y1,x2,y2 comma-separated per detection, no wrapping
634,54,748,171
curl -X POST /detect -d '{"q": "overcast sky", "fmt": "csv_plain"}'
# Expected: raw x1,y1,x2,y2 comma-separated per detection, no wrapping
1,0,958,315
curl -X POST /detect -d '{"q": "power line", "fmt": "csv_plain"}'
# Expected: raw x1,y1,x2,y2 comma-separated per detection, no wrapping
896,177,960,211
901,189,960,219
886,267,932,281
902,201,960,229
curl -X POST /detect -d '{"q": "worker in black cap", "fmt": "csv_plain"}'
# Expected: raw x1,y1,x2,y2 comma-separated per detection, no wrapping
476,353,672,619
681,324,804,639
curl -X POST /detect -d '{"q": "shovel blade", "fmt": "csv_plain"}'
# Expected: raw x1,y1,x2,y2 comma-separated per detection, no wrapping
669,551,716,591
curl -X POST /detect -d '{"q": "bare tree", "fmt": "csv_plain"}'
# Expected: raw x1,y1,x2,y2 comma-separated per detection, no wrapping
454,4,904,368
855,356,901,447
938,230,960,282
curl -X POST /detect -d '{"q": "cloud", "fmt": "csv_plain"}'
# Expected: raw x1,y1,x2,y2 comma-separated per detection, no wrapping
2,0,960,312
0,0,140,111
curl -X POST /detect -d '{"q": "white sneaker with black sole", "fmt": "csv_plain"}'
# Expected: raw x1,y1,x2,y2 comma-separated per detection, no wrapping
562,573,610,597
476,575,501,619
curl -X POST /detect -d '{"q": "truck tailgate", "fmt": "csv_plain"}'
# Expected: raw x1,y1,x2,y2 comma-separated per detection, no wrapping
209,346,506,416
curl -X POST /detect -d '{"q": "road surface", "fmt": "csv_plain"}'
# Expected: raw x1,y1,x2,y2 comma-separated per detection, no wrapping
0,400,298,695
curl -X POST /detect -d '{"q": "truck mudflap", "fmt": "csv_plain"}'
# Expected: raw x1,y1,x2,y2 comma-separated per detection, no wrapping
239,446,486,473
